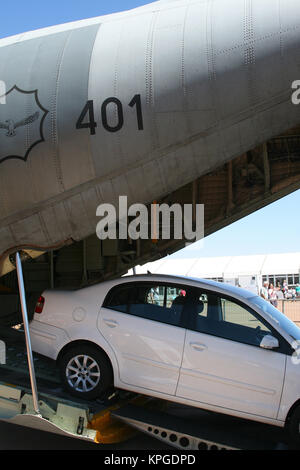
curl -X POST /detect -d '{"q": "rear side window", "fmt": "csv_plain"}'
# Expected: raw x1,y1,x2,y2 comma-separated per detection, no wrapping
103,282,191,327
103,285,132,313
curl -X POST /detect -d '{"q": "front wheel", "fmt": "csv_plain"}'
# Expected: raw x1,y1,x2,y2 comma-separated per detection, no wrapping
58,345,113,400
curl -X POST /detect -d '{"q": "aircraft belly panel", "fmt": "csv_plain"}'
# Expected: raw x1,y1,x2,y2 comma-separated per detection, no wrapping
0,0,300,268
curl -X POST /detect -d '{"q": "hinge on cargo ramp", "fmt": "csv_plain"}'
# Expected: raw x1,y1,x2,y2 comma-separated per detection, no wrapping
2,252,97,441
0,383,97,442
0,384,151,445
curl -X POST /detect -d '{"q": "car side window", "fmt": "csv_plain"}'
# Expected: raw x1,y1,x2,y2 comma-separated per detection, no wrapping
103,282,190,327
129,284,189,326
103,284,132,313
189,289,273,348
221,298,270,332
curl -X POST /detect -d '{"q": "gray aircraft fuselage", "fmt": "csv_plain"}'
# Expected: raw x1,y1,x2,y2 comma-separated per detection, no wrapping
0,0,300,273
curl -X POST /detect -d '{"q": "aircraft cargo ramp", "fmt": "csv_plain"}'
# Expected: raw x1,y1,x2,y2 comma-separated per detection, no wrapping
0,325,295,451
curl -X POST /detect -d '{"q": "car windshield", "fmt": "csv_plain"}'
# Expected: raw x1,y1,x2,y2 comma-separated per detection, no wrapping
250,295,300,341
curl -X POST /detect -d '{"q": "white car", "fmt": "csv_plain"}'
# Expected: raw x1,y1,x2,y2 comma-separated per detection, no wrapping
29,275,300,442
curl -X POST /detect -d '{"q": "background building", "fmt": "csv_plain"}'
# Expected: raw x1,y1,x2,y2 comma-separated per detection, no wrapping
130,252,300,295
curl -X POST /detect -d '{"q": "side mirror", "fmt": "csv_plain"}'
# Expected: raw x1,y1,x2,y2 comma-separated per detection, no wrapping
260,334,279,350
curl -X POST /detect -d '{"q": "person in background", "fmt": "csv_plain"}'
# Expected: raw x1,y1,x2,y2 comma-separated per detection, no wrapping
260,281,269,300
296,284,300,298
150,287,160,305
268,283,278,308
276,287,284,300
286,288,292,299
172,289,186,306
276,286,284,312
283,280,289,298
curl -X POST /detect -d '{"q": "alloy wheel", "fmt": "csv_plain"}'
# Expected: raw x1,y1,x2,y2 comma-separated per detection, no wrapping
66,354,101,393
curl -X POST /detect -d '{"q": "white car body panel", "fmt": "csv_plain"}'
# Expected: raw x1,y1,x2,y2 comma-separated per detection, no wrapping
98,307,185,394
29,286,120,373
277,359,300,421
177,330,286,419
30,321,70,361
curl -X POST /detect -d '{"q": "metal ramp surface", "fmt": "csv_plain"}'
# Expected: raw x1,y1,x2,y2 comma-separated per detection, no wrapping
0,326,294,450
112,403,289,450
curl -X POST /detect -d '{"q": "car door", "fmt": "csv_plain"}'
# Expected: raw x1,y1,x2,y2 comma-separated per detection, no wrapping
176,289,287,419
98,282,190,395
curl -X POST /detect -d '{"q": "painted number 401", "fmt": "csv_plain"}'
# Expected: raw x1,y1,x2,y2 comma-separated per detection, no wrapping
76,94,144,135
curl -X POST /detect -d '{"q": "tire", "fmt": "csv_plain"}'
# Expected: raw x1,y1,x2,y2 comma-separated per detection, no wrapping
58,344,113,400
287,405,300,448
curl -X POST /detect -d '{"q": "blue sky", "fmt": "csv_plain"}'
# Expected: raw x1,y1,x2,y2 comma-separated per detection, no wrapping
174,188,300,258
1,0,299,258
0,0,151,39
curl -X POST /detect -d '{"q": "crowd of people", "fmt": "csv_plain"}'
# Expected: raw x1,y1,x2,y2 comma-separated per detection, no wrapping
260,280,300,307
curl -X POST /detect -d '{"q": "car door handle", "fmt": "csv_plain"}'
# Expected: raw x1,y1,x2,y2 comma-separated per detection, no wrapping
103,319,118,328
190,342,207,351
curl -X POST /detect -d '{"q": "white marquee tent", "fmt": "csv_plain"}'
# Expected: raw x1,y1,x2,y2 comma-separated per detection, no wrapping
129,253,300,287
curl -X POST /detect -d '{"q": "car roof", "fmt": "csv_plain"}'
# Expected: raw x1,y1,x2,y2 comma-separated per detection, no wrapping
49,273,256,302
108,274,255,300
